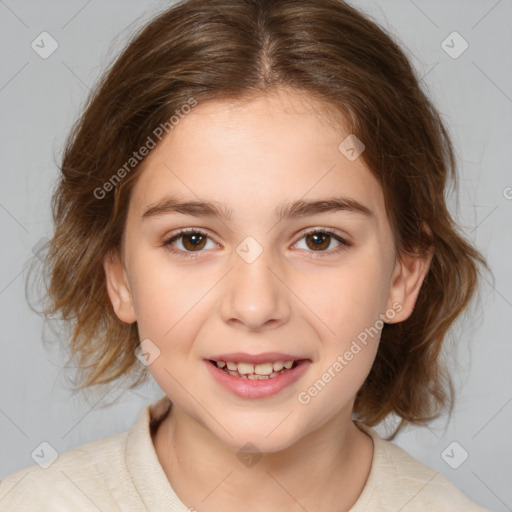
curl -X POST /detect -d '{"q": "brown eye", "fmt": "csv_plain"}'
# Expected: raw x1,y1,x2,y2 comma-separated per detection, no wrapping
181,232,207,251
293,229,351,256
163,229,217,257
304,232,331,251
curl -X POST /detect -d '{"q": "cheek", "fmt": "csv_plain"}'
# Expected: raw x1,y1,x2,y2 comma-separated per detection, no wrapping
291,251,388,408
127,253,209,397
294,252,391,343
296,266,383,423
128,249,203,336
127,251,219,378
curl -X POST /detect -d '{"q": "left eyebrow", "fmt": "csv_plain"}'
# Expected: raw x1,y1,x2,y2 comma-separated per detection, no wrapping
141,195,373,222
274,197,373,222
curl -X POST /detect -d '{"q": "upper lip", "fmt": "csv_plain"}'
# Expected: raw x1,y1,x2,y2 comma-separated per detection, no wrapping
207,352,309,364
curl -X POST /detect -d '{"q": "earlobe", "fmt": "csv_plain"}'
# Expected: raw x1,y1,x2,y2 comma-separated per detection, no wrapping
385,248,433,323
103,249,137,324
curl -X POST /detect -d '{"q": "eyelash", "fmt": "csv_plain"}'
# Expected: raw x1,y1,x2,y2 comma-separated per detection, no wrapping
162,227,351,260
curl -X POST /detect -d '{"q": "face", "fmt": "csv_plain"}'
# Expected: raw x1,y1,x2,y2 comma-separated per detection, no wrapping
105,88,429,453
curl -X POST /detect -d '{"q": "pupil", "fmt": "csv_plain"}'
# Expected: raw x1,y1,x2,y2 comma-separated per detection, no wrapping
307,233,329,251
184,233,206,250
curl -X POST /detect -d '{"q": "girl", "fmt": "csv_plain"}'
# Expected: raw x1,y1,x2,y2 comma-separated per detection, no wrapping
0,0,490,510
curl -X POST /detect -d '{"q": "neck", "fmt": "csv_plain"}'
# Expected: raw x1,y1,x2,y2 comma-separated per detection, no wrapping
152,402,374,512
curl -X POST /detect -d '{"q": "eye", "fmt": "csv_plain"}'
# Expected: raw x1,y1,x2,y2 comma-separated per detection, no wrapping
163,228,218,258
293,228,351,257
162,227,351,259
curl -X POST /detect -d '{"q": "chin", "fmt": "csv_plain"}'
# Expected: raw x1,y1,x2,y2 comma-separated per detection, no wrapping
210,417,302,455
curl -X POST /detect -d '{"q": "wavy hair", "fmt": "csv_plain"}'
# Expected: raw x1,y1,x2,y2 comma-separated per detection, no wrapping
32,0,487,438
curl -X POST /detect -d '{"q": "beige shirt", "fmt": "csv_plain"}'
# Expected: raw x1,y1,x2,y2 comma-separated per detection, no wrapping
0,395,488,511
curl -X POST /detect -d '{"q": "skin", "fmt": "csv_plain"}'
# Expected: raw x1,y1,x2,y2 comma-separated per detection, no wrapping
104,87,432,512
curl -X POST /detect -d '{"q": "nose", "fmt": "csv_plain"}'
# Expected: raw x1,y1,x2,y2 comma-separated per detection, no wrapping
219,248,291,331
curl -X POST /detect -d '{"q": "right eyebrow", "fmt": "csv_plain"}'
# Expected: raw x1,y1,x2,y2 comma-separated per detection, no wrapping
142,197,233,221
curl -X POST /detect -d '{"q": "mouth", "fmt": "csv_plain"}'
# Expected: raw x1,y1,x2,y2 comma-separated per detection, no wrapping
205,356,311,399
208,359,301,380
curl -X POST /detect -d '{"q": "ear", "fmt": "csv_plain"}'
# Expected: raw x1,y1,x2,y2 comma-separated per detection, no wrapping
385,246,433,323
103,249,137,323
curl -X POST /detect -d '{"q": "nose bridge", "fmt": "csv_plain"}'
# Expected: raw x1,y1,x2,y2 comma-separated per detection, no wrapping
220,237,290,329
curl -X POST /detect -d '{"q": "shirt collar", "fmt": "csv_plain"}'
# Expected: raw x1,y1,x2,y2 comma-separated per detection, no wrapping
125,393,189,510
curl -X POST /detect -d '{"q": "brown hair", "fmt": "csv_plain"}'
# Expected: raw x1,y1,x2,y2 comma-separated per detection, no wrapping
33,0,487,437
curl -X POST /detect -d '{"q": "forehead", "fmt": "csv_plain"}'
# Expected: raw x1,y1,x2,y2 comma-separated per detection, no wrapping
129,89,386,227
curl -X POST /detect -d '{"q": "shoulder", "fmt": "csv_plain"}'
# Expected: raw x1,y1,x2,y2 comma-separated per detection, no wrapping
0,431,132,511
352,423,489,512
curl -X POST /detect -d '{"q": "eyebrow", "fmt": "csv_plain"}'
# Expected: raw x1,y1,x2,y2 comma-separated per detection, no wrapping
141,195,373,223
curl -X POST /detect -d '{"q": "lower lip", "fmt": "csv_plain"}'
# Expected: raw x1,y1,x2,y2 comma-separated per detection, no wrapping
205,359,311,399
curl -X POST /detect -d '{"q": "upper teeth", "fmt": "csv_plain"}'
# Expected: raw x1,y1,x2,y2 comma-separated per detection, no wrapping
215,360,294,375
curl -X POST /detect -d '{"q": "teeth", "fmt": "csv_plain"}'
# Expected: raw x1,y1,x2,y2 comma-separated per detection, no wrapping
213,359,297,378
272,361,284,372
254,362,273,375
237,362,254,375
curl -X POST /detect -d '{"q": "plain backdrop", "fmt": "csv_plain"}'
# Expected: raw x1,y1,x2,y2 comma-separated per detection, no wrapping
0,1,511,511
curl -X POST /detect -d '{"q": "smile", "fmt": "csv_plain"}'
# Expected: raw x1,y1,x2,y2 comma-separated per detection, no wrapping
205,358,310,398
209,359,298,379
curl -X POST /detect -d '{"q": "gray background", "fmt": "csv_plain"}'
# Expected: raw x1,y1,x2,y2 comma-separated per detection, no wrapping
0,1,511,510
